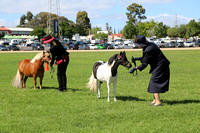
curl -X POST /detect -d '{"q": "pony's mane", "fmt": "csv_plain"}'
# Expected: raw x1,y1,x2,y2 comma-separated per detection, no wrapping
30,52,44,63
108,54,118,65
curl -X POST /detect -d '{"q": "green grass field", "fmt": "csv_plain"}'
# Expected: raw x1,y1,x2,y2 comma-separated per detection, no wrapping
0,49,199,133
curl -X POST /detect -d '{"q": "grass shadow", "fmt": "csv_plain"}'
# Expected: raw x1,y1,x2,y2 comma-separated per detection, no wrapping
163,99,200,105
117,96,147,102
42,87,85,92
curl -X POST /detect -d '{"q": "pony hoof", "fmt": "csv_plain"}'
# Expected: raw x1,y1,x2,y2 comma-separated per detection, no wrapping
114,99,117,102
107,99,110,102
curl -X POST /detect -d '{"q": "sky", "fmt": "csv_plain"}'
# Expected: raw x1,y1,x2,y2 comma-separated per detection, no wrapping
0,0,199,31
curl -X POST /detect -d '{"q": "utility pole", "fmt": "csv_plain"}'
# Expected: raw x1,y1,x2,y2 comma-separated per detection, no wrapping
47,0,61,37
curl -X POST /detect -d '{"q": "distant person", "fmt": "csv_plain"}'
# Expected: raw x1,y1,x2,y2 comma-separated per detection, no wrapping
42,35,69,92
129,35,170,106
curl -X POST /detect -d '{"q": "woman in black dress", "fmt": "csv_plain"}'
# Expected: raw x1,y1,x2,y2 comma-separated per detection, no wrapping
42,34,69,92
129,35,170,106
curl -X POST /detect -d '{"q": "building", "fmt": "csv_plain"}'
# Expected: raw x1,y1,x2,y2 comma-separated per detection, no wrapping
0,27,33,35
108,33,123,41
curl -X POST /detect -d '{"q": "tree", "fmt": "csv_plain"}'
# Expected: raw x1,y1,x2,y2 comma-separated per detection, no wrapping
167,27,178,37
74,24,85,36
91,27,102,34
122,21,137,39
106,22,112,35
0,32,5,39
27,11,33,22
126,3,146,25
19,14,26,27
60,21,75,39
30,27,46,42
93,33,108,40
154,22,168,38
76,11,91,35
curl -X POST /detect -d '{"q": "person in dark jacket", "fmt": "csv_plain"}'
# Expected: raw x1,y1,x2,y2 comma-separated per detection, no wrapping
42,34,69,92
129,35,170,106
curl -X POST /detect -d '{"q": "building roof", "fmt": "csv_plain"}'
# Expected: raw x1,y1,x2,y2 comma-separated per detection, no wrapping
0,27,12,34
108,33,123,37
8,27,33,32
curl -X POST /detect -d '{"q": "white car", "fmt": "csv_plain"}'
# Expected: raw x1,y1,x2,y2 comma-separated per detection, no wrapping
88,44,98,50
184,41,195,47
112,44,121,49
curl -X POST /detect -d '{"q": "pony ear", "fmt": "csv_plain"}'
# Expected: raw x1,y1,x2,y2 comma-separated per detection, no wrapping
123,51,126,55
120,51,122,55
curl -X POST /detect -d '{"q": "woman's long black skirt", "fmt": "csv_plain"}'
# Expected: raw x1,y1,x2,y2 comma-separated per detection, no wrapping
148,65,170,93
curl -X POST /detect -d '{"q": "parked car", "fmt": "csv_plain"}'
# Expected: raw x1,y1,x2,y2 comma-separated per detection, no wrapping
195,40,200,46
97,44,106,49
168,42,177,48
114,39,124,45
176,42,184,47
124,39,133,45
62,45,68,50
105,43,113,49
79,44,90,50
7,45,20,51
69,44,79,50
112,44,121,49
0,44,8,51
88,44,98,50
32,43,44,50
157,42,169,48
9,39,21,45
184,41,195,47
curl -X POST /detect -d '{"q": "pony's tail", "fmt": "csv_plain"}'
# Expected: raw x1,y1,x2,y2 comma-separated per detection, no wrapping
87,73,97,92
12,70,21,88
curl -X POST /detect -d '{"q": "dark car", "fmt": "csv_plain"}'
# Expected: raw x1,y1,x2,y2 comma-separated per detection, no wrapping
32,43,44,50
0,44,8,51
195,40,200,46
69,43,79,50
7,45,20,51
176,42,184,47
105,43,114,49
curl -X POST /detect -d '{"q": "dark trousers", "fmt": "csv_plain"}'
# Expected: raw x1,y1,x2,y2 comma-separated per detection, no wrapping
57,59,69,90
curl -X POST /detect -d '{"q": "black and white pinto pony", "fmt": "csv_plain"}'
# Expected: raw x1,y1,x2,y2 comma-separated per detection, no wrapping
87,51,132,102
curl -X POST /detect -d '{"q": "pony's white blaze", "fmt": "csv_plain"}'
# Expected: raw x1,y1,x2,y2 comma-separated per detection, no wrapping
87,51,132,102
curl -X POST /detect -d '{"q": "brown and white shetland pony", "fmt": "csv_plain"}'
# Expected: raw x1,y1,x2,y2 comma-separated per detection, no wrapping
87,51,132,102
12,51,51,89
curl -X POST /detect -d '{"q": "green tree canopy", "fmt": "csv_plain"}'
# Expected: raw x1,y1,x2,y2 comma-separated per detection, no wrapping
154,22,168,38
122,21,137,39
76,11,91,35
60,21,75,39
93,33,108,40
91,27,102,34
27,11,33,22
126,3,146,25
30,27,46,42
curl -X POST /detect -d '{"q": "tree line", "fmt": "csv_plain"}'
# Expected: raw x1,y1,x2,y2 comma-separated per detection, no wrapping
4,2,200,40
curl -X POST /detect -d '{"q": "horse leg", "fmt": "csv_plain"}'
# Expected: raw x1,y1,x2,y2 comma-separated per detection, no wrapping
20,73,24,88
23,76,28,88
107,82,111,102
97,81,102,99
39,76,43,89
33,76,37,90
113,80,117,102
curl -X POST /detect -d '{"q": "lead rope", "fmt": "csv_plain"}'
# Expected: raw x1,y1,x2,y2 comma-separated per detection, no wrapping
131,56,138,76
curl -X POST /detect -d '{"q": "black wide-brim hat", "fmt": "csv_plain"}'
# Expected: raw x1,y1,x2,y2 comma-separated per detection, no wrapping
134,35,147,44
42,34,54,44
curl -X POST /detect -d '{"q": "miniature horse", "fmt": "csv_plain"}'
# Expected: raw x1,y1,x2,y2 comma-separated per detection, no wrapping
12,51,51,89
87,51,132,102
